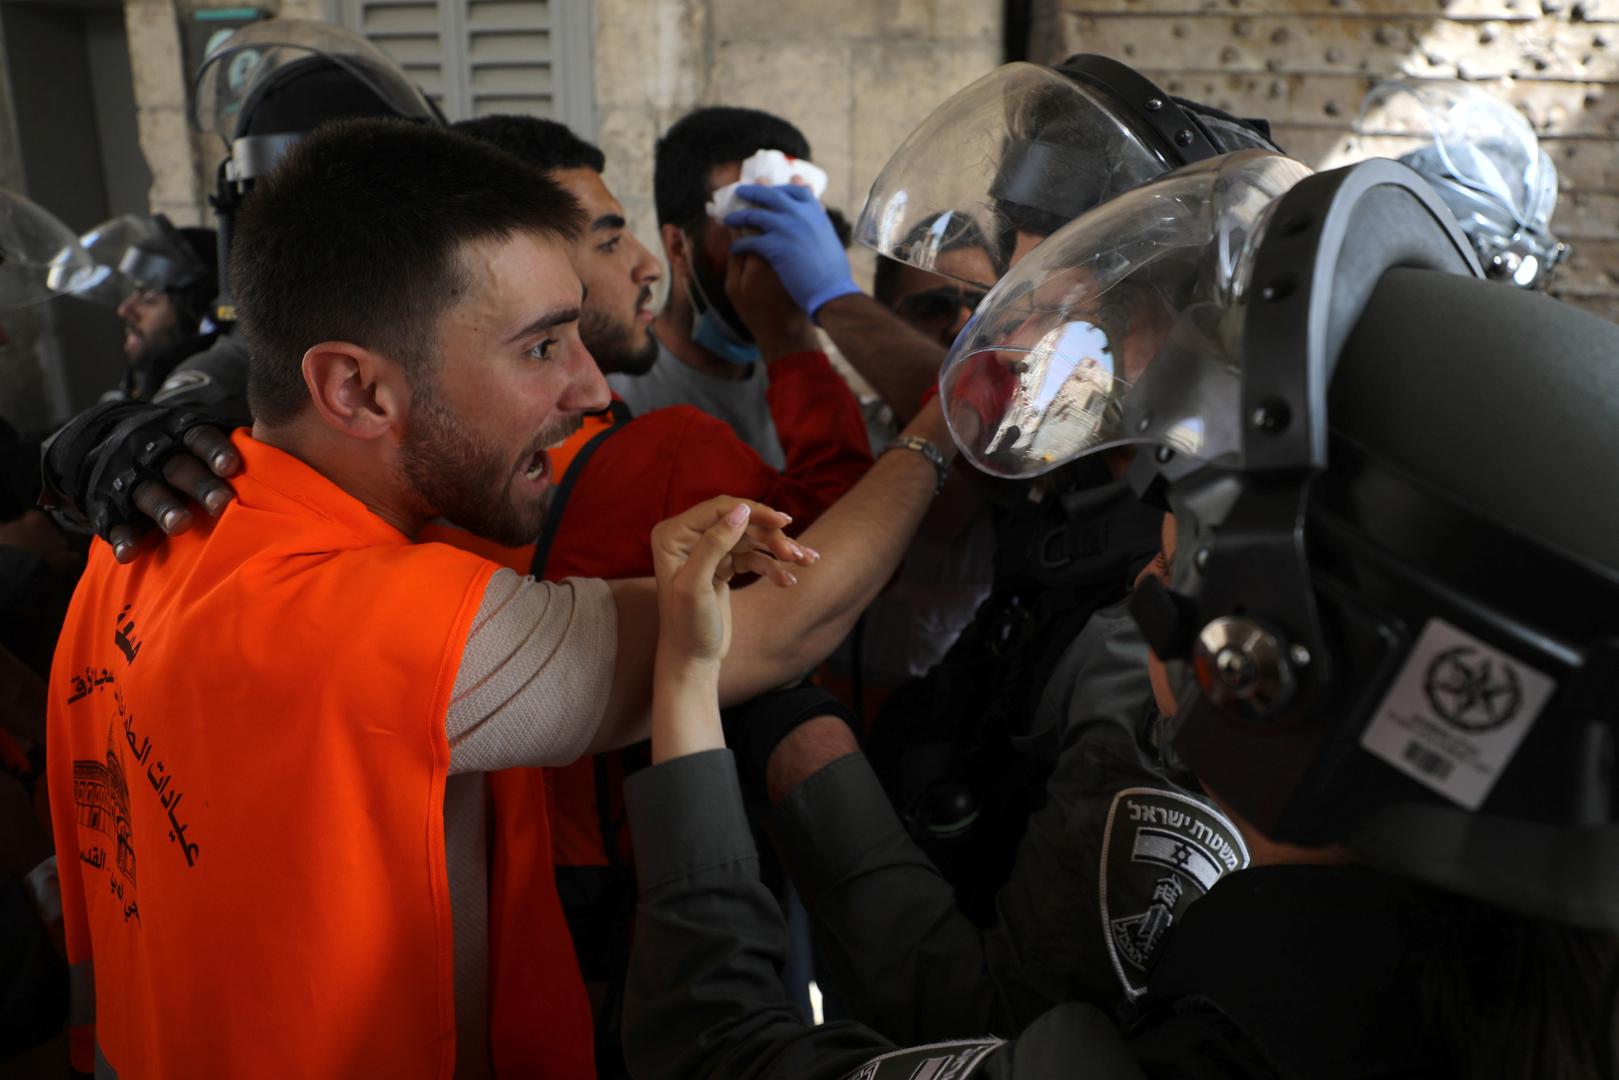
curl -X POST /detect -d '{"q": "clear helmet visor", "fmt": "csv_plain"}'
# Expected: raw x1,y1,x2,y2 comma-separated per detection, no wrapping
940,151,1313,478
0,188,99,309
70,214,189,307
1357,78,1553,232
193,18,436,143
854,62,1174,289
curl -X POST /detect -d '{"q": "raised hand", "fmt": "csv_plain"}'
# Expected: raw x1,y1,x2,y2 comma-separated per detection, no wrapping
648,495,816,762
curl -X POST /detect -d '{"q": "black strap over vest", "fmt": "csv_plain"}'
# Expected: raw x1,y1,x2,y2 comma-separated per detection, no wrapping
528,396,641,1079
530,398,633,580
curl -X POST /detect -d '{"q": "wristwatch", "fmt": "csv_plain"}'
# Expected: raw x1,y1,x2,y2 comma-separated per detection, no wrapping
881,435,949,494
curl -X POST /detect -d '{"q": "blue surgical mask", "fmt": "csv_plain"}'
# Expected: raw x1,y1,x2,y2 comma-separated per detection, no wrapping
691,306,761,365
685,249,760,365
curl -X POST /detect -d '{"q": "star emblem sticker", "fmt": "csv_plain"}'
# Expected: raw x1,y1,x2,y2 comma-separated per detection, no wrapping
1424,646,1523,733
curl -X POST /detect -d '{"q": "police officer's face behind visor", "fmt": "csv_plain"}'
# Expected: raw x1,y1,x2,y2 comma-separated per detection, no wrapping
888,250,997,349
400,232,609,547
116,287,183,364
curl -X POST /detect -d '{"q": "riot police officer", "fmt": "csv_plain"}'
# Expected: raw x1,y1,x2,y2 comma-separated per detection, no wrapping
1355,77,1567,289
40,18,443,551
713,57,1289,1034
626,148,1619,1079
72,213,221,401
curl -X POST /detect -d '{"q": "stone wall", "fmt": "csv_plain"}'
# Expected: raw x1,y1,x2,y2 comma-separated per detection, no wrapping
593,0,1003,288
1030,0,1619,318
120,0,1002,280
123,0,326,226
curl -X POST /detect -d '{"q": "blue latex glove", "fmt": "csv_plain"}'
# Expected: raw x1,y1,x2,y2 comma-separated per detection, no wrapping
725,183,861,321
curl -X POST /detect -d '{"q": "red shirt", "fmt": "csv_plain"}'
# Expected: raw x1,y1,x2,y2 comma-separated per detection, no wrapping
422,349,873,576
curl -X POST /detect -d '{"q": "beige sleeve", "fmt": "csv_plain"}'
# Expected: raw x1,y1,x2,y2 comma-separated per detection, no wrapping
445,569,618,774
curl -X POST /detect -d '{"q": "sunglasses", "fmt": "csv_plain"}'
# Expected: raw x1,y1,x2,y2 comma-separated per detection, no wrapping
893,285,988,329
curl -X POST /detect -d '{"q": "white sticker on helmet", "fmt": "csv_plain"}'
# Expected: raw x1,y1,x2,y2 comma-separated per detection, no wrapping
1360,618,1556,810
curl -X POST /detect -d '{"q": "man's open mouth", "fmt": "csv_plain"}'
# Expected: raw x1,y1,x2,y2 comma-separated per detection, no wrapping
521,447,549,482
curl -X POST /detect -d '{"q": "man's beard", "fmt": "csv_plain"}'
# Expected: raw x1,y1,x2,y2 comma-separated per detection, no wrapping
127,323,184,367
400,390,582,547
580,287,658,376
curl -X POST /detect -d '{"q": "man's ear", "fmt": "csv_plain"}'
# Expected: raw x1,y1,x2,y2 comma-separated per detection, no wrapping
660,224,689,280
659,224,695,309
301,342,412,440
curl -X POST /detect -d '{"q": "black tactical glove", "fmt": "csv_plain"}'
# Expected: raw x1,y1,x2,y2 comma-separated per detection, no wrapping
41,401,239,549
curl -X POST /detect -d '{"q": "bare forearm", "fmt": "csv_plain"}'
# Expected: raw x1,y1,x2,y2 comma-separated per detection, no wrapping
754,318,821,362
815,293,947,424
594,578,660,753
721,400,955,704
651,653,724,764
766,716,860,804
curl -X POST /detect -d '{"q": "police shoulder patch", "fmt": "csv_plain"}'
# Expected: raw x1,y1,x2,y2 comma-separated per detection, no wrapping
152,369,214,403
840,1038,1005,1080
1099,786,1249,1000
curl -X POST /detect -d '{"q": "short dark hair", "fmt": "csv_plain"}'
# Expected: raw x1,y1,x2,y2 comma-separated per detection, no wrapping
653,106,810,230
231,118,585,424
452,114,605,174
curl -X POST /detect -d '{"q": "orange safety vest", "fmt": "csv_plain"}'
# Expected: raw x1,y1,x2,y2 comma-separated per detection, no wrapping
47,432,593,1078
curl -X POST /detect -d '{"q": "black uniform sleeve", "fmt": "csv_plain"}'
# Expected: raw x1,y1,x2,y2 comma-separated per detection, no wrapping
766,606,1164,1044
149,334,252,421
38,335,251,541
623,749,902,1080
621,750,1166,1080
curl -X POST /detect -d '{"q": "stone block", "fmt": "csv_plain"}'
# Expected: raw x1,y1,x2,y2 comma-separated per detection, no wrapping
124,0,189,111
596,104,662,251
710,39,854,208
709,0,885,40
136,105,201,211
595,0,706,110
849,39,998,212
926,0,1002,41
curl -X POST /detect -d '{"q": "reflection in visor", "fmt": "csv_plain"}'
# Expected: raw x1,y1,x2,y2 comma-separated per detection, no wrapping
947,294,1139,473
938,151,1314,479
856,62,1170,288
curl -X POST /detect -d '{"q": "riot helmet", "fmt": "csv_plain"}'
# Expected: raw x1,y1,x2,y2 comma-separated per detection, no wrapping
1356,78,1566,289
937,151,1311,479
191,19,441,322
951,147,1619,932
72,214,218,329
855,55,1279,288
0,187,101,309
